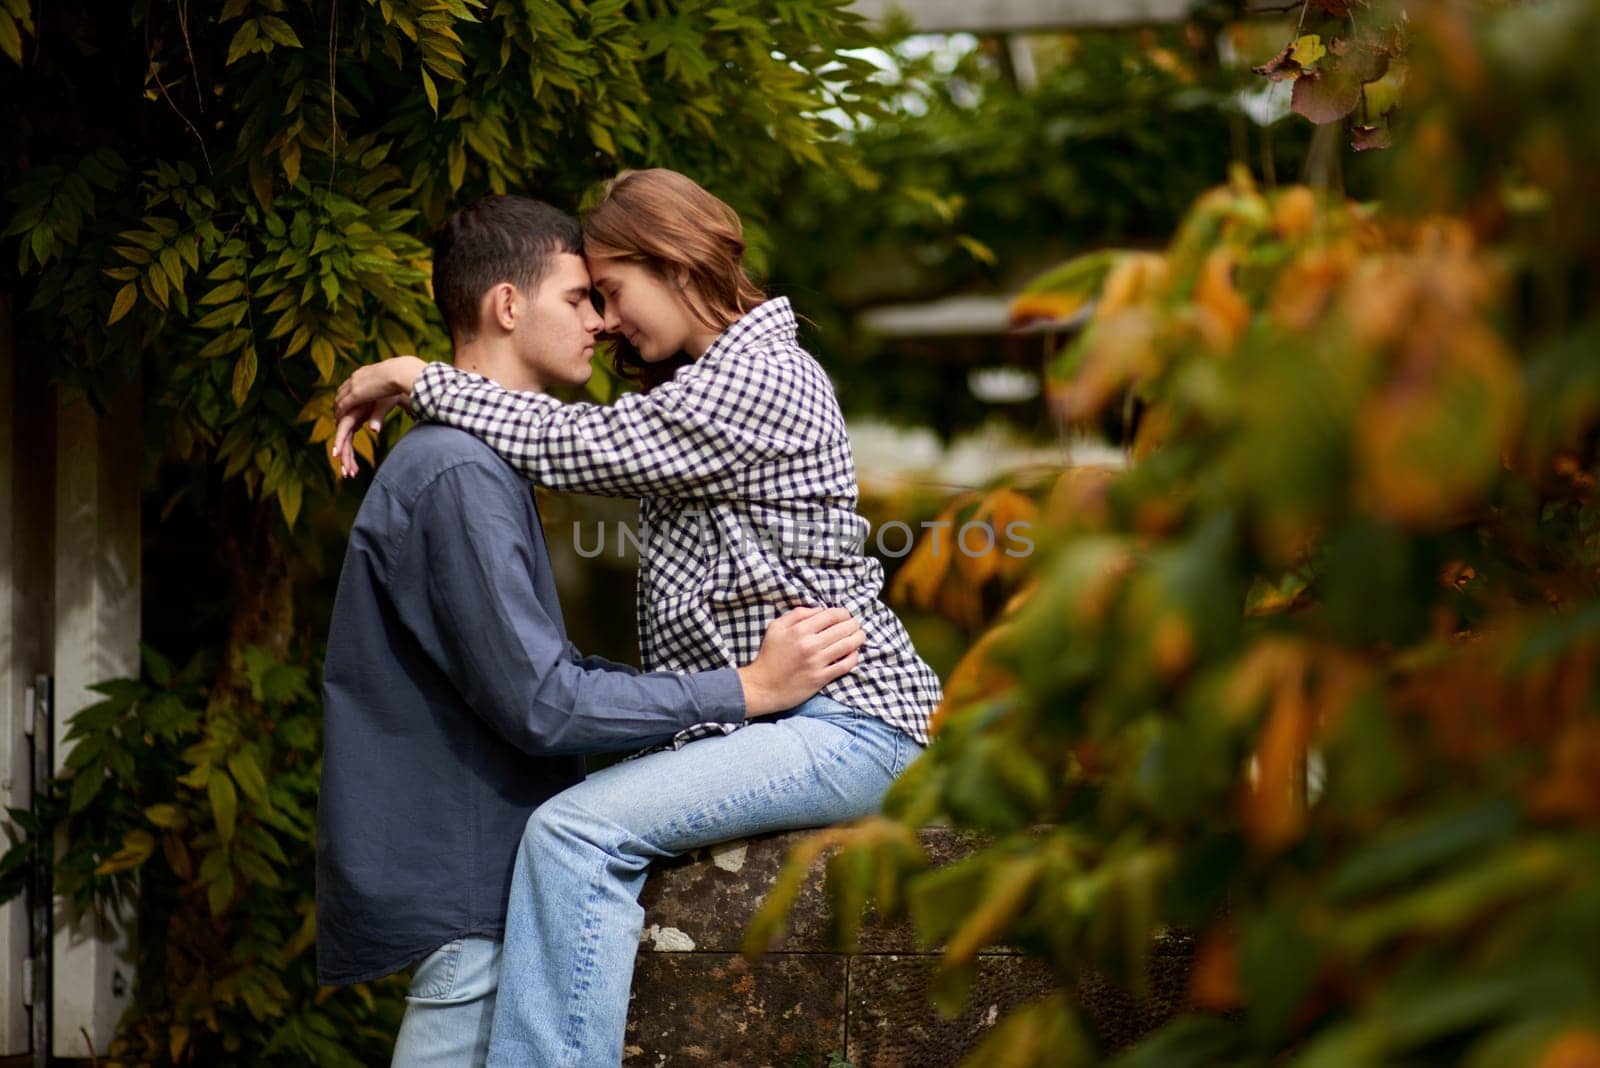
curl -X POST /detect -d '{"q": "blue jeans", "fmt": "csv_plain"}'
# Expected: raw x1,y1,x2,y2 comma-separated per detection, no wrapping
484,696,922,1066
392,936,502,1067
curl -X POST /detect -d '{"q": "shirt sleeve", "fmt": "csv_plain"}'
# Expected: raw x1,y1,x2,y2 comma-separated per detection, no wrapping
388,459,745,755
563,641,641,676
407,356,823,498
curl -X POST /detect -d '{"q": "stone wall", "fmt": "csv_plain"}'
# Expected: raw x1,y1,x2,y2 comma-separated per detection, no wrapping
625,828,1193,1067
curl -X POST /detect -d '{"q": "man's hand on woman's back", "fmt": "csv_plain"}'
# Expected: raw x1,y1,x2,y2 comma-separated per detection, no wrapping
737,606,865,718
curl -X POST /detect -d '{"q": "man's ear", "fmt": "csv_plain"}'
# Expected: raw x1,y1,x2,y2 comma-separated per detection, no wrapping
486,282,518,333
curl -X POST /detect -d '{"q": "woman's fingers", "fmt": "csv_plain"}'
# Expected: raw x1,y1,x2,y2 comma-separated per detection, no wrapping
329,393,407,479
335,367,384,418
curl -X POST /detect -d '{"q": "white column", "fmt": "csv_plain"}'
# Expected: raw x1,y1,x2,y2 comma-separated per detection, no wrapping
51,387,140,1057
0,293,35,1053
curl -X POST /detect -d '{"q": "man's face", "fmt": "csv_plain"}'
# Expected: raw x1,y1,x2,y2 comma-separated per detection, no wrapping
513,253,603,390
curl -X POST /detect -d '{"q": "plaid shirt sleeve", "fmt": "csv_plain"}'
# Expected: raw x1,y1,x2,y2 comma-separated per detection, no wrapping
407,352,824,498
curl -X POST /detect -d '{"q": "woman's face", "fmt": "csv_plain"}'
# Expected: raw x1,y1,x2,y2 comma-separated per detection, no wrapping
587,256,701,362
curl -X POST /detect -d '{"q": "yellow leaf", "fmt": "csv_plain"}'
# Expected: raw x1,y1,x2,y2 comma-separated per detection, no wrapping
1290,34,1326,69
448,140,466,192
1094,253,1168,324
1272,186,1318,240
278,478,302,529
1007,291,1086,329
231,347,257,408
931,626,1016,735
1193,249,1251,350
107,283,137,325
888,503,964,611
144,803,185,829
957,488,1038,589
209,771,238,844
309,335,336,382
420,68,439,114
281,137,301,187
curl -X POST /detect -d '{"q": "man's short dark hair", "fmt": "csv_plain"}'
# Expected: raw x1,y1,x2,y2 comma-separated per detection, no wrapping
432,196,583,340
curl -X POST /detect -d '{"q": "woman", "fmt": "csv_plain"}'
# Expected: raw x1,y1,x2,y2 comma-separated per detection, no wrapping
333,169,942,1066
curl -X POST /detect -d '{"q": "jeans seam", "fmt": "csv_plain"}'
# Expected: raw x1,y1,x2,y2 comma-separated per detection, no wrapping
557,828,645,1068
412,939,460,1002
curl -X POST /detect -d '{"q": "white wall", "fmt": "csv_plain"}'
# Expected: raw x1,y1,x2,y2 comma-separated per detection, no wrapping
0,292,34,1054
51,390,140,1057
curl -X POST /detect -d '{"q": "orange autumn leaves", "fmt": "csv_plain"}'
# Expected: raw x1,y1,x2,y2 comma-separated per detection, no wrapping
1025,177,1522,543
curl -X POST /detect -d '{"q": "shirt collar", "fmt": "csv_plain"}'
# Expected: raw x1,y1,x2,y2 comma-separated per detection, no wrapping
699,297,796,365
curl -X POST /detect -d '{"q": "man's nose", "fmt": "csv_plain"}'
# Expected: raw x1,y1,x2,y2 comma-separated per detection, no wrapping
584,304,604,334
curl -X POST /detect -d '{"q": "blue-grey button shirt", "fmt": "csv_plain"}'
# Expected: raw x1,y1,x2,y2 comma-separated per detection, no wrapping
316,425,746,985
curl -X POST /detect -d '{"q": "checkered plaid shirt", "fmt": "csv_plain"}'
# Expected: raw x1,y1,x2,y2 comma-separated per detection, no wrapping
409,297,940,747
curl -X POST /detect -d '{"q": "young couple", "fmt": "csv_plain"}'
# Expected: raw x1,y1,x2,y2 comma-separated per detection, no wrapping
317,169,943,1067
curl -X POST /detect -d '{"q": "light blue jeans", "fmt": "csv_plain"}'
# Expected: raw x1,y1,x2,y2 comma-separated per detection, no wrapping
392,935,503,1067
484,695,922,1067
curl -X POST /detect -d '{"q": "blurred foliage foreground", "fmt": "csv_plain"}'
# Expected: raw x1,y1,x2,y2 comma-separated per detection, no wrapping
749,3,1600,1065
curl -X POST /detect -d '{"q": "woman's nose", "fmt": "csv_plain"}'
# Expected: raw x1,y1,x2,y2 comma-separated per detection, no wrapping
602,306,622,333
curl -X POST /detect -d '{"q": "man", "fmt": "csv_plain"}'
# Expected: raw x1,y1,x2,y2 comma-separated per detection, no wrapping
316,196,863,1066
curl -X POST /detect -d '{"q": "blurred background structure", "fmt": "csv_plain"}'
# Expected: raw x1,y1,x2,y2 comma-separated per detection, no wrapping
4,0,1599,1064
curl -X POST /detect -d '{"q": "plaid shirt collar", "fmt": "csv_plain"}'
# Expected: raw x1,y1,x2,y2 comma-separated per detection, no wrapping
700,298,797,367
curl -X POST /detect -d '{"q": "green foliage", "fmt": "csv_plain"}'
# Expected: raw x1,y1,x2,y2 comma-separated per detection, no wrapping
2,2,897,1062
767,3,1600,1064
24,644,403,1067
4,0,891,529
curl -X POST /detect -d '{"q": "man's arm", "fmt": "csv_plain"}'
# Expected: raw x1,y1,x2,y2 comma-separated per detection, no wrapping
563,641,642,676
387,461,864,755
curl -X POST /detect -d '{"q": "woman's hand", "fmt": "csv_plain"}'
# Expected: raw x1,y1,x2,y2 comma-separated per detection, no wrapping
736,606,865,718
330,355,427,478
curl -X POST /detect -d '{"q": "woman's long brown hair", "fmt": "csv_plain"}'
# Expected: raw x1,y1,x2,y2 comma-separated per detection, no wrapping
582,169,767,390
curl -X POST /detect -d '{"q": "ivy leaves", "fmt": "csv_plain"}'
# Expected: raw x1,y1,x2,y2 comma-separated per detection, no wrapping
1255,20,1405,148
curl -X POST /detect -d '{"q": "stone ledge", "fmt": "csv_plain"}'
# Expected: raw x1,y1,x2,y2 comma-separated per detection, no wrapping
626,828,1193,1065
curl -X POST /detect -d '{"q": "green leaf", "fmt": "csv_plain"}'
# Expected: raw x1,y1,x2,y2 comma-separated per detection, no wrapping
226,19,259,65
69,768,104,813
227,748,272,806
258,16,302,48
207,867,235,915
421,68,439,113
200,280,246,305
0,11,22,66
209,769,239,844
231,347,257,407
144,803,186,829
107,283,137,325
309,335,336,381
